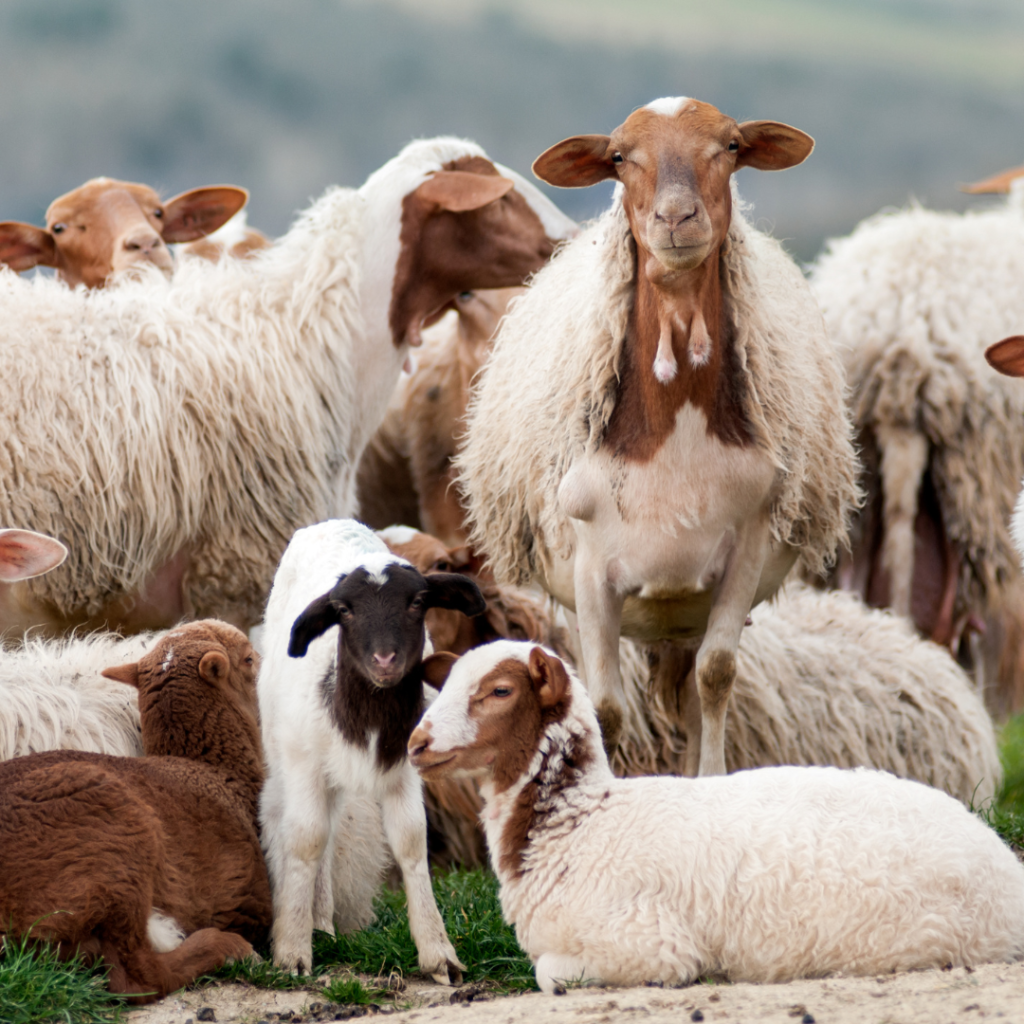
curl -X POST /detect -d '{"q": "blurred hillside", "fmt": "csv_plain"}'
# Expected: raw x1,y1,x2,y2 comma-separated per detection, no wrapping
1,0,1022,261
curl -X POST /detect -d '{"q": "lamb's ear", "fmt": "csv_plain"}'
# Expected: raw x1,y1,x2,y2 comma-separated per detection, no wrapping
199,649,230,683
736,121,814,171
288,592,341,658
532,135,616,188
422,652,459,690
0,222,58,272
102,662,141,688
0,529,68,582
962,164,1024,194
527,647,571,709
415,171,515,213
986,336,1024,377
423,572,486,617
160,186,249,243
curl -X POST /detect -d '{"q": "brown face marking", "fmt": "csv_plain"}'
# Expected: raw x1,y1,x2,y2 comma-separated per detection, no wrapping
388,156,556,349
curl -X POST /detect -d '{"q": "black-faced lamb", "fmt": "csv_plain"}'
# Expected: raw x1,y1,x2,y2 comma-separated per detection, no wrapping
0,620,270,1003
257,518,485,980
410,641,1024,992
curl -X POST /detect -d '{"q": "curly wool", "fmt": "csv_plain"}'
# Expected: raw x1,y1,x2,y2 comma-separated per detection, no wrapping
459,187,859,586
811,197,1024,611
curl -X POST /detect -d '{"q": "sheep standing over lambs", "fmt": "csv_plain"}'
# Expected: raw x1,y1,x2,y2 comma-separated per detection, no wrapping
0,138,575,638
410,641,1024,992
0,620,269,1002
459,98,859,771
258,519,485,979
810,171,1024,711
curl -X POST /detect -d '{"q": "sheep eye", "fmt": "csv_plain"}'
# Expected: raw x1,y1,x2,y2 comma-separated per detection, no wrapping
409,596,425,611
492,686,512,698
457,291,473,301
430,560,452,573
337,605,353,620
153,209,163,218
244,655,254,665
728,141,739,152
611,152,624,165
51,223,66,235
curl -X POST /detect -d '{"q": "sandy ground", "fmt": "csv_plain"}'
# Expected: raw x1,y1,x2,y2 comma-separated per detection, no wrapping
127,960,1024,1024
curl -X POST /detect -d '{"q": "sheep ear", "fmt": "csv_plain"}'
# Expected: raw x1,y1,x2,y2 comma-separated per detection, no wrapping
0,222,58,272
961,164,1024,194
986,336,1024,377
423,573,486,617
421,652,458,690
527,647,570,709
532,135,616,188
199,649,230,683
288,591,341,658
160,186,249,243
0,529,68,582
102,662,141,688
415,171,515,213
736,121,814,171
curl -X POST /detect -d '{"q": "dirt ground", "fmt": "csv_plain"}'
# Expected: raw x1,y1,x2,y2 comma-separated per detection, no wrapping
127,960,1024,1024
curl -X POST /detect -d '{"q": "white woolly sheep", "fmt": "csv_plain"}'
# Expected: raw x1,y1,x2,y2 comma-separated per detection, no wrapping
0,177,248,287
0,138,576,639
810,171,1024,712
410,641,1024,992
257,519,485,980
458,98,859,772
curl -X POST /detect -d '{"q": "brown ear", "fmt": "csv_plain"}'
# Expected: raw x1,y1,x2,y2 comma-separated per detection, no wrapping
961,165,1024,195
446,545,473,571
160,186,249,243
0,222,58,272
527,646,571,708
986,336,1024,377
0,529,67,582
198,649,230,683
102,662,141,688
736,121,814,171
415,171,515,213
532,135,615,188
422,651,459,689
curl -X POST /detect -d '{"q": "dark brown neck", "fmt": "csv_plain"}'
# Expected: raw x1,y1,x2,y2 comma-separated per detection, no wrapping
603,244,750,461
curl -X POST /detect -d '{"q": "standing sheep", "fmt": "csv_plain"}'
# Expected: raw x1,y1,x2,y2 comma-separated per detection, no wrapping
410,642,1024,992
810,169,1024,711
459,98,859,771
0,138,575,638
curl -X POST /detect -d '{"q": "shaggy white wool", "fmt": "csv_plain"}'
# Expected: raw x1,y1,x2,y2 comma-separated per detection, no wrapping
613,583,1001,806
0,631,153,761
811,199,1024,610
459,185,859,586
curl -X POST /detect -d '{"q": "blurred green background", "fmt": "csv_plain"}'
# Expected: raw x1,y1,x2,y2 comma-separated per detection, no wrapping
2,0,1022,262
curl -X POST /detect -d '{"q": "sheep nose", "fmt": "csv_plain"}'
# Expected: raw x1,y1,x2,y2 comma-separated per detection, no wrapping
123,231,163,256
373,651,396,670
654,203,698,229
408,727,430,760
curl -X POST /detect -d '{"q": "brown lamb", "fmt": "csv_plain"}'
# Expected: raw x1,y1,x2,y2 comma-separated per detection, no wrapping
0,620,270,1003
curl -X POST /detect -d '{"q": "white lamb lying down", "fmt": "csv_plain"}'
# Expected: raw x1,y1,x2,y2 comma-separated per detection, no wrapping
409,640,1024,993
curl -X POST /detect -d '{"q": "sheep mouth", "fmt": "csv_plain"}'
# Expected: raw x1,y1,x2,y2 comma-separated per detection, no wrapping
411,752,456,776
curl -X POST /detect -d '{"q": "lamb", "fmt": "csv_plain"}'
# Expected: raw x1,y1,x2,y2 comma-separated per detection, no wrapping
409,641,1024,992
0,177,248,287
0,138,576,638
358,287,523,544
809,166,1024,711
258,519,485,979
0,620,270,1003
458,98,859,771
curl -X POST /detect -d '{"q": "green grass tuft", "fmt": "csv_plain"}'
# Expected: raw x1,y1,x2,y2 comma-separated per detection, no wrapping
0,933,126,1024
996,713,1024,815
320,976,390,1005
314,868,534,991
203,952,309,991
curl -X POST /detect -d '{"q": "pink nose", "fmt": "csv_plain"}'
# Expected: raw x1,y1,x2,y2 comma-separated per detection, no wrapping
123,231,163,256
408,728,430,759
373,652,396,670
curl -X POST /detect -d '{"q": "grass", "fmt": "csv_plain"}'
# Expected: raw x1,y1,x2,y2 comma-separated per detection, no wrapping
978,712,1024,850
0,933,125,1024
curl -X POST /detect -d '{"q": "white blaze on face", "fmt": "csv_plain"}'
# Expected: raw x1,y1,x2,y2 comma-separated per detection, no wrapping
645,96,692,118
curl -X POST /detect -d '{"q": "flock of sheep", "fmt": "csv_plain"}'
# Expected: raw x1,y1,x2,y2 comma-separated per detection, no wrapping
1,95,1024,1001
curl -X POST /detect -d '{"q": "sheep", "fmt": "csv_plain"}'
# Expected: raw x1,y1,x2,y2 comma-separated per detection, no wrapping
177,209,271,263
0,177,249,287
0,620,270,1003
809,166,1024,712
257,518,486,980
0,138,576,639
358,287,523,545
409,641,1024,993
458,98,859,772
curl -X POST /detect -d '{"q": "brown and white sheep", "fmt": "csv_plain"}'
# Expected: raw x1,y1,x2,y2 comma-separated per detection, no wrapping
0,620,270,1003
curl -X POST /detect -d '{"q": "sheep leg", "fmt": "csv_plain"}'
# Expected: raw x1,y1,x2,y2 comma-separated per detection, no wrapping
681,664,702,777
695,518,770,777
381,766,464,985
573,560,626,753
260,763,331,974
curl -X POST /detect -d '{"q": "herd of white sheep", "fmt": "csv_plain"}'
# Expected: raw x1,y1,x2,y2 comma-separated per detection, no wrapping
2,96,1024,1001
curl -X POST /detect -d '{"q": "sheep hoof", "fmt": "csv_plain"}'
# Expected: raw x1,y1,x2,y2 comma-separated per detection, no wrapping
595,703,623,754
428,956,465,986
